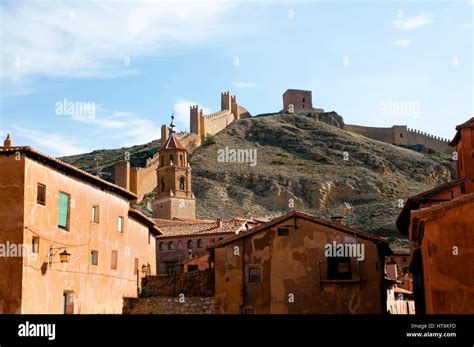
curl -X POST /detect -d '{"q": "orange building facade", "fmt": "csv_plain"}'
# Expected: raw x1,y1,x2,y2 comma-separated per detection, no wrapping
209,211,391,314
397,117,474,314
0,143,158,314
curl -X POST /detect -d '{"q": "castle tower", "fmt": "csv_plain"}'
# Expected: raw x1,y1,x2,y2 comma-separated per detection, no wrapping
221,91,231,111
153,115,196,220
230,95,240,120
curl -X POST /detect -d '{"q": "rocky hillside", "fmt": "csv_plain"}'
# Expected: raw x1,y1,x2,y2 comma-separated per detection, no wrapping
61,112,455,250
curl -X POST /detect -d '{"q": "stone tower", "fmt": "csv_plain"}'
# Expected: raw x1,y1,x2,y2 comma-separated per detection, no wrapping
221,91,231,111
283,89,313,112
153,115,196,220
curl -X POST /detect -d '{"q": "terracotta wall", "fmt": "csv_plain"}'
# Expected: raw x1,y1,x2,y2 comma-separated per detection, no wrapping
413,199,474,313
19,156,156,314
214,218,385,314
0,154,25,313
130,165,157,202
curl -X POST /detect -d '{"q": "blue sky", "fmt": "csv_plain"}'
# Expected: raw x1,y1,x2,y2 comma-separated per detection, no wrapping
0,0,472,156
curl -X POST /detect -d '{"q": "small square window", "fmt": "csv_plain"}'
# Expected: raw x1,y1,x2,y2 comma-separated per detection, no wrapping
90,251,98,266
37,184,46,205
277,227,289,236
32,237,40,253
249,267,260,283
92,206,100,223
118,216,124,233
111,250,118,270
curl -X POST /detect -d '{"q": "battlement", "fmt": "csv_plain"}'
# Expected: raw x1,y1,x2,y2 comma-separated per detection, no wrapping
205,109,232,120
407,128,450,143
347,124,452,154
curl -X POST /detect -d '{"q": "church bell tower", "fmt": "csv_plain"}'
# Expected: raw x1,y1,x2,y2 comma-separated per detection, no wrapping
153,115,196,220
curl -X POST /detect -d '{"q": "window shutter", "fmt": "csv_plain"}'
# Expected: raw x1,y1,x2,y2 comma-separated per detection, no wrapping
58,193,69,228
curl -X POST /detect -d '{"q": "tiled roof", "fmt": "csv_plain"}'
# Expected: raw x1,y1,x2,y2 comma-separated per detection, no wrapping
154,219,247,239
449,116,473,146
0,146,137,200
208,211,390,250
159,131,185,151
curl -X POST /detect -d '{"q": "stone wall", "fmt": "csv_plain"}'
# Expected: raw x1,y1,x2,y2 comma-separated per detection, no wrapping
346,124,451,154
140,269,215,297
123,296,214,314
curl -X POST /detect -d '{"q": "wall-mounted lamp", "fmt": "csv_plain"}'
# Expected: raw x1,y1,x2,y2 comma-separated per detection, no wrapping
48,246,71,268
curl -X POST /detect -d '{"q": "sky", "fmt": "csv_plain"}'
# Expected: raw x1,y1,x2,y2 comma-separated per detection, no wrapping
0,0,472,156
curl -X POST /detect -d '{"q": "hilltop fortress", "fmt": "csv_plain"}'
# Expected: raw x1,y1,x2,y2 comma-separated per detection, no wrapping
114,88,452,203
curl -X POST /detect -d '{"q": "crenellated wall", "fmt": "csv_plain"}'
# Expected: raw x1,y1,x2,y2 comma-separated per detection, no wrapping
188,91,251,144
346,124,452,154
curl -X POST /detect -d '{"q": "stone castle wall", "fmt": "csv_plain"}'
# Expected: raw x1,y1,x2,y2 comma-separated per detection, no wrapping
346,124,451,154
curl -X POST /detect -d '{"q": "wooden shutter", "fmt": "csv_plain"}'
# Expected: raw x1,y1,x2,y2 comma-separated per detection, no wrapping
58,192,70,229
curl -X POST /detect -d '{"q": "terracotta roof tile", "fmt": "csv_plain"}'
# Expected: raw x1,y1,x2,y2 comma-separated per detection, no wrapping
159,132,185,151
0,146,137,200
155,219,247,238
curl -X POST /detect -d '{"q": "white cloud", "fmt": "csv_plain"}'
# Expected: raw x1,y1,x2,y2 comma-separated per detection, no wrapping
0,0,238,87
236,81,257,89
393,13,433,31
11,126,87,156
392,39,412,47
172,99,212,131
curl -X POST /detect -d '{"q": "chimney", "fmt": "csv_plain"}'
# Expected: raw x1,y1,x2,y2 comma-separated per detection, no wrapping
216,218,223,228
330,215,343,225
3,133,13,147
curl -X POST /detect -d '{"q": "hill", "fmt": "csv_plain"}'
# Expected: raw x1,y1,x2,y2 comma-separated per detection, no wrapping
61,112,455,250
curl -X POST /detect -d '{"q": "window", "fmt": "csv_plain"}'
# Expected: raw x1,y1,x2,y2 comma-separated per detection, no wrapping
159,242,165,251
179,176,185,190
180,154,184,166
134,258,139,275
249,267,261,283
400,133,404,138
58,192,70,230
169,154,174,165
148,232,151,245
187,265,198,272
111,250,118,270
168,241,175,250
90,251,98,266
187,240,193,249
92,206,100,223
118,216,124,233
461,185,466,194
328,257,352,280
197,239,203,248
63,291,74,314
302,97,305,102
302,105,305,109
277,227,289,236
32,237,39,253
37,184,46,205
161,179,165,192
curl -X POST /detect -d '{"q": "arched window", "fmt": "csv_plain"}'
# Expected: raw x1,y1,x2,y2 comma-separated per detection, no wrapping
197,239,203,248
180,154,184,166
159,242,165,251
169,154,174,165
187,240,193,249
168,241,175,250
161,179,165,192
179,176,185,191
